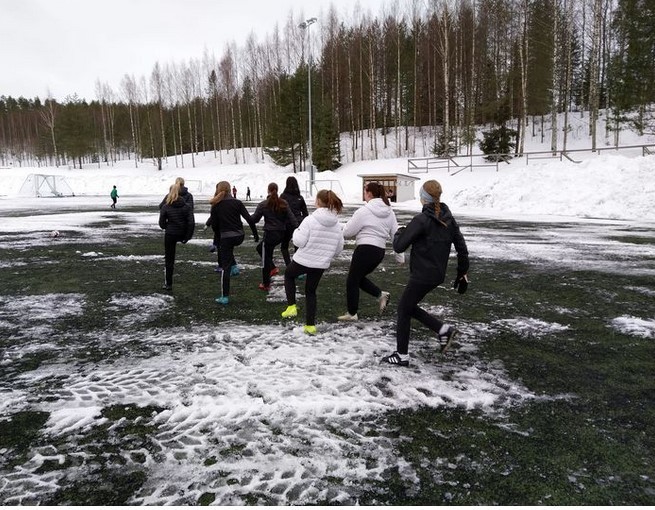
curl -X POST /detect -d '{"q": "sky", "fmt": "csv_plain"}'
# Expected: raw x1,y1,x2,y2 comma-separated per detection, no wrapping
1,0,383,101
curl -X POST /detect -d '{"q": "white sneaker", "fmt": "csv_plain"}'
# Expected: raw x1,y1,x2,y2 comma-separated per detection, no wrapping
378,291,390,313
338,312,358,321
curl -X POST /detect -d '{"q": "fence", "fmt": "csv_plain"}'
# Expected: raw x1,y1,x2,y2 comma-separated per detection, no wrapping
408,143,655,174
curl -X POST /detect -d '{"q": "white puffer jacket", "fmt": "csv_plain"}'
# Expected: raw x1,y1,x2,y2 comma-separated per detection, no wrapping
292,207,344,269
342,198,398,249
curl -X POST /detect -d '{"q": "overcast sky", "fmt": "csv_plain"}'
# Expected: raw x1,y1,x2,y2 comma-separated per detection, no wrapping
1,0,384,102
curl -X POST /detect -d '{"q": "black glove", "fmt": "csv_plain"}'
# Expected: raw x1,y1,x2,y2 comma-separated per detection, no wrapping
453,274,468,294
181,239,188,244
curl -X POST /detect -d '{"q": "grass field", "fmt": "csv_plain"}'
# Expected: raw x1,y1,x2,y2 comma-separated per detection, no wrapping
1,201,654,505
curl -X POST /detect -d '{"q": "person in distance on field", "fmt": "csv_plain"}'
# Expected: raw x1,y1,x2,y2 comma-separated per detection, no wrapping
339,181,398,321
381,179,469,367
280,190,344,335
110,185,119,208
159,183,195,291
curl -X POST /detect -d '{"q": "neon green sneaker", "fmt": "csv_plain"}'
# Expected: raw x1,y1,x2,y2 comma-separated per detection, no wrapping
303,325,317,335
281,304,298,318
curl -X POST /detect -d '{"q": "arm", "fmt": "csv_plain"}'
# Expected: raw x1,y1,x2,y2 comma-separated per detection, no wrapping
250,202,264,224
342,208,364,239
451,218,469,276
292,216,311,248
300,197,309,219
393,215,423,253
184,207,195,242
286,205,299,229
240,202,259,241
158,209,167,230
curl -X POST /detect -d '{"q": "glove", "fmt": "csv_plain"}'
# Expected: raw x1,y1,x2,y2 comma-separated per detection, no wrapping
453,274,468,294
181,239,188,244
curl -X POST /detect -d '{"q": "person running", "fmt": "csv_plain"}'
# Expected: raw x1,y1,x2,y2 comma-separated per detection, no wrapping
339,181,398,321
381,180,469,367
205,182,236,274
160,177,194,210
246,186,251,201
207,181,259,305
251,182,298,291
280,175,309,267
280,190,344,335
159,183,195,291
110,185,119,208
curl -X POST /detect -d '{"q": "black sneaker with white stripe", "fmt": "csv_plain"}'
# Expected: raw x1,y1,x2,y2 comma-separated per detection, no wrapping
438,326,459,354
380,351,409,367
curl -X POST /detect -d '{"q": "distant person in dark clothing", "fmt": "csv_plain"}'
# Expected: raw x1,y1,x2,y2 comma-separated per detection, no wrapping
232,186,237,199
110,185,119,208
207,181,259,304
159,184,195,291
246,187,251,201
251,182,298,290
280,176,309,266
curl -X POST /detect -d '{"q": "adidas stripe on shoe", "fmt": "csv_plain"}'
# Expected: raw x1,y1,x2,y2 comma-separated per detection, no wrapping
378,291,390,313
380,351,409,367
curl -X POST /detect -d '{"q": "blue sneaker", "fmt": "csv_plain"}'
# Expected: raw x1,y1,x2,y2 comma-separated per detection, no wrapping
230,265,240,276
215,296,229,305
297,274,306,281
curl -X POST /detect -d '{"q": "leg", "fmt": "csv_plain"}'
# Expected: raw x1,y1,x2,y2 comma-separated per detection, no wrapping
284,261,304,305
395,280,437,355
346,245,385,315
219,236,242,297
163,234,178,287
262,231,284,286
304,268,325,326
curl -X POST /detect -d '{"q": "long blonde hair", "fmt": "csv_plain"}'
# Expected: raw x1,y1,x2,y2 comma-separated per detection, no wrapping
165,184,180,205
316,189,343,213
422,180,447,226
209,181,231,206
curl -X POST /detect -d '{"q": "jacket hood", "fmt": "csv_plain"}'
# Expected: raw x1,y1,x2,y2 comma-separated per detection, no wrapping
313,207,339,227
365,197,392,219
170,197,187,208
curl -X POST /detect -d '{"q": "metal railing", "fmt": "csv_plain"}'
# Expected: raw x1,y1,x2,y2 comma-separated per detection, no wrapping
408,143,655,175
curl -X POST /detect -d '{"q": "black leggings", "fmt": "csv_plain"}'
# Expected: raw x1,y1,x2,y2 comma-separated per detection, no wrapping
164,233,186,286
218,234,244,297
396,279,443,355
284,261,325,326
346,244,385,315
257,229,285,286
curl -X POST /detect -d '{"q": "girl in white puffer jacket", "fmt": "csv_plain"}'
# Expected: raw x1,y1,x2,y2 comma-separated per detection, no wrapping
339,182,398,320
281,189,344,335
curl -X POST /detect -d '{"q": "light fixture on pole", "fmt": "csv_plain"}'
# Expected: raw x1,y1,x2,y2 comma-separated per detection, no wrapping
299,17,317,195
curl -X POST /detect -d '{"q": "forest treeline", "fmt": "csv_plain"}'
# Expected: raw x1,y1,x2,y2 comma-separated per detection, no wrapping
0,0,653,171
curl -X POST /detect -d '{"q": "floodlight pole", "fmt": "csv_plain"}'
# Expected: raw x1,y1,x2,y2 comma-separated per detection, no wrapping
299,17,317,195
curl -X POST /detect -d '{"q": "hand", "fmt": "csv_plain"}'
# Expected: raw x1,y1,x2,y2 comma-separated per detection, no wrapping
181,239,188,244
453,274,468,294
203,225,208,231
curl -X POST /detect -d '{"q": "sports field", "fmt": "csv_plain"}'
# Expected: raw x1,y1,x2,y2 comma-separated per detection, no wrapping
1,201,654,505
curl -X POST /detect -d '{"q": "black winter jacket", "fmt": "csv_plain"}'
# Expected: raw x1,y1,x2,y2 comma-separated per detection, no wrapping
208,196,258,240
280,191,308,223
251,199,299,232
393,202,468,286
159,198,195,241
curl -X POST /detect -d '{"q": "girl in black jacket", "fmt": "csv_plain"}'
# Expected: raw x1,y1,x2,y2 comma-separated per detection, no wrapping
381,180,469,367
280,176,308,266
159,184,195,290
251,182,298,290
208,181,259,304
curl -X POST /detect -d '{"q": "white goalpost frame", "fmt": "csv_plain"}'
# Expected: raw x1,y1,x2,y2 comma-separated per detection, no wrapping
18,174,75,198
305,179,345,198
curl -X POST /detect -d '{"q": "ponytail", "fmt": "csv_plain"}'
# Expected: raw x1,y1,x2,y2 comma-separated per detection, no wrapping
165,183,181,205
209,181,231,206
265,182,287,213
422,180,447,227
365,181,390,206
316,189,343,213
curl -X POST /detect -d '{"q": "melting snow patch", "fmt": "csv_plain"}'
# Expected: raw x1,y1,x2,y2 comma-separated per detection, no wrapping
493,317,570,338
610,316,655,339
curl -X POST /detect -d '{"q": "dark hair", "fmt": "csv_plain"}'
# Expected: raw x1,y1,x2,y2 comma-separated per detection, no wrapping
265,182,287,213
365,182,390,206
283,176,301,196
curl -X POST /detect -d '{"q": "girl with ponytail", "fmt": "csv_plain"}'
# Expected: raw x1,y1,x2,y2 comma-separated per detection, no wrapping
280,189,344,335
339,181,399,320
381,180,469,367
251,182,299,290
